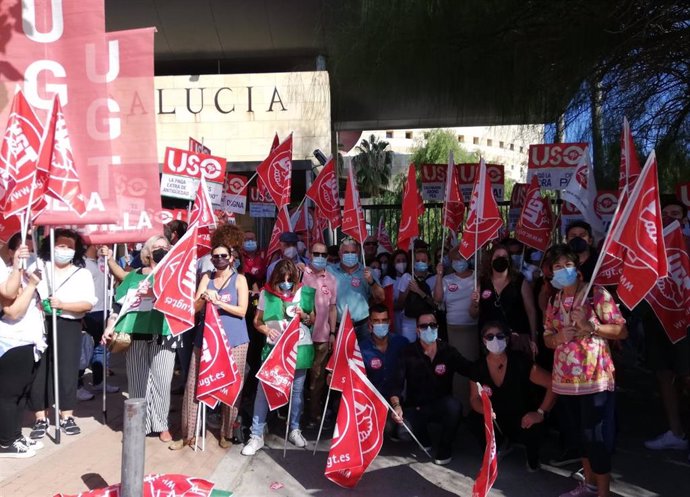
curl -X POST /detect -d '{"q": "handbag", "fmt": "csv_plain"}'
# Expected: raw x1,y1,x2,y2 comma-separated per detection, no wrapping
107,332,132,353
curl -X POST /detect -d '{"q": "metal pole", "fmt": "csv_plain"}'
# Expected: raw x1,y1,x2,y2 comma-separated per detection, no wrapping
50,228,61,444
121,398,146,497
101,245,113,424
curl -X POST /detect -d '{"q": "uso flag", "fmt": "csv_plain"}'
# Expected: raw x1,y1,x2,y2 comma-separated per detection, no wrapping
515,175,553,252
472,383,498,497
257,133,292,211
306,158,341,228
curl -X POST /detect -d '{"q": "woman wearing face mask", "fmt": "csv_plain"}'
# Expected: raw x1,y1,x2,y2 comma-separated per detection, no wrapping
102,235,178,442
470,244,538,358
469,322,555,472
376,252,391,279
543,245,627,497
171,227,249,450
29,229,96,439
433,247,477,408
397,251,436,343
241,259,315,456
382,250,410,335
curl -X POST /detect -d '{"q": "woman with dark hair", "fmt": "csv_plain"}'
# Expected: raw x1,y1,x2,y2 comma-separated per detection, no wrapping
543,245,627,497
397,249,436,342
171,225,249,450
241,259,315,456
469,321,555,471
29,229,96,438
382,249,409,335
470,243,538,356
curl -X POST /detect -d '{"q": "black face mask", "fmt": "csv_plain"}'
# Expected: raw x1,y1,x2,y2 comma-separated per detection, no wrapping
568,237,589,254
491,257,509,273
151,248,168,264
212,258,230,270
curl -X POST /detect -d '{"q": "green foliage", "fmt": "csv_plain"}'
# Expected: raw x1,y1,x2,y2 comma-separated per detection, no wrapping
352,134,393,198
410,129,478,167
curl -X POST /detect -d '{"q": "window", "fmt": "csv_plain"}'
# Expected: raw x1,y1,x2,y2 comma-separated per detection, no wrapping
487,139,493,147
499,141,504,149
458,135,465,143
509,143,514,151
405,131,413,139
472,137,479,145
385,130,394,138
519,146,524,153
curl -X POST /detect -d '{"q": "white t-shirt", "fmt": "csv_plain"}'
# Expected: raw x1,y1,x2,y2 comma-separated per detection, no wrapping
32,261,98,320
397,273,436,342
85,257,107,313
442,273,476,326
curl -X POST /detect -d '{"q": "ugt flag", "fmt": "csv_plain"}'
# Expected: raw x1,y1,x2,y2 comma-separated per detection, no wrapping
472,383,498,497
443,151,465,234
306,158,341,228
257,133,292,211
188,175,217,258
266,206,293,259
342,164,367,244
515,175,553,252
326,308,366,392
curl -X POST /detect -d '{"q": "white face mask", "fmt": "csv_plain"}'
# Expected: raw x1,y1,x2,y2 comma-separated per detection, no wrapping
485,338,507,355
395,262,406,274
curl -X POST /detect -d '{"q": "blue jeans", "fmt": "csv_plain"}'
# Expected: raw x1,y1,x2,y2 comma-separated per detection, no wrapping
251,369,307,437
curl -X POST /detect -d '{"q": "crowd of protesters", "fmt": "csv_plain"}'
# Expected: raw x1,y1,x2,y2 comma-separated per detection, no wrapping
1,198,689,497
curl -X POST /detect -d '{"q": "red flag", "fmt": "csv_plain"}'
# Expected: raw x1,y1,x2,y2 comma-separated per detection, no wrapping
0,214,22,244
291,204,311,233
257,133,292,211
325,363,388,489
267,206,293,259
443,155,465,233
472,384,498,497
255,316,302,410
0,89,44,216
604,152,667,309
270,133,280,153
515,176,553,252
153,226,199,336
342,165,367,244
619,117,641,195
397,164,420,250
53,473,217,497
459,159,503,260
645,222,690,343
197,303,242,408
377,217,395,253
326,309,366,392
311,210,328,246
306,158,341,228
189,176,217,258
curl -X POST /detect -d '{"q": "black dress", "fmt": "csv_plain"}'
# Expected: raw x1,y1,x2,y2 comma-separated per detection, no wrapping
477,274,531,336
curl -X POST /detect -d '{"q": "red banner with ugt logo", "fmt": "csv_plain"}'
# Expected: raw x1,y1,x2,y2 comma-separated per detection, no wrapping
515,176,553,252
255,315,301,410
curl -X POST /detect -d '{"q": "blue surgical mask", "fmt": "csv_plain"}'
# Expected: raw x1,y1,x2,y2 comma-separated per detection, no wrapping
552,267,578,288
279,281,294,291
342,253,359,268
550,277,563,290
511,254,523,269
414,261,428,273
311,256,328,271
452,260,468,273
419,326,438,344
243,240,257,252
372,323,389,338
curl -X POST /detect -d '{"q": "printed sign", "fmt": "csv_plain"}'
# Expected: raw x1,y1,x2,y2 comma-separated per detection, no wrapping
420,163,505,202
189,137,211,155
527,143,588,189
676,182,690,208
559,191,617,237
221,173,248,214
160,147,227,203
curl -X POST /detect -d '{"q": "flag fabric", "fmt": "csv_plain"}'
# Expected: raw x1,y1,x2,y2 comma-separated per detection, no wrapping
515,176,553,252
459,159,504,260
257,133,292,211
306,158,341,227
325,309,366,392
0,214,22,244
311,210,328,246
152,225,199,336
644,221,690,343
324,361,389,489
255,316,302,410
188,175,217,258
377,217,395,253
53,473,220,497
341,165,368,244
267,206,293,259
291,204,311,233
270,133,280,153
619,117,641,195
443,153,465,234
397,164,420,250
561,148,605,241
472,383,498,497
0,89,44,216
197,303,242,408
604,151,667,309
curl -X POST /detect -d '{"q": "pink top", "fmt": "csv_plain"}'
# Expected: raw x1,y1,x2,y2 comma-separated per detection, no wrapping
301,266,337,342
544,285,625,396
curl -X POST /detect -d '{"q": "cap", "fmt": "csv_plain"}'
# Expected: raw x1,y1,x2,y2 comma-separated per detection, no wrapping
279,231,299,244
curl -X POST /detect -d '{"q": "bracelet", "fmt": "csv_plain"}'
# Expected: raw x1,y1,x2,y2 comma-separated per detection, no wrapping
537,408,546,418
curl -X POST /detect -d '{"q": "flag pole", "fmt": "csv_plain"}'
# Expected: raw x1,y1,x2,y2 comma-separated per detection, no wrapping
440,151,454,264
283,383,295,458
101,245,112,424
49,228,61,444
384,399,432,459
223,171,258,207
312,385,333,455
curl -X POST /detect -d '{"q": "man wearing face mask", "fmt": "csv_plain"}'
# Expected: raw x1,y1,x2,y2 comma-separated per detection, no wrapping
566,221,597,282
327,238,385,343
301,242,338,426
266,232,309,281
241,231,266,288
389,312,476,465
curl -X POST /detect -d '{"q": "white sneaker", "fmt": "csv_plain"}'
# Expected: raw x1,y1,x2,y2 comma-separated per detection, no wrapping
241,435,264,456
92,382,120,393
644,430,688,451
288,429,307,448
21,437,44,451
0,439,36,459
77,387,95,401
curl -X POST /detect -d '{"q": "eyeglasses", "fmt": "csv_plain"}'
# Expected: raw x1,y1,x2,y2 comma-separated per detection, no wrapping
211,254,230,259
418,322,438,328
484,333,506,341
312,251,328,257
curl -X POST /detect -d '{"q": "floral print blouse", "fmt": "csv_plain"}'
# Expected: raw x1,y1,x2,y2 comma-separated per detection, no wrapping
544,285,626,395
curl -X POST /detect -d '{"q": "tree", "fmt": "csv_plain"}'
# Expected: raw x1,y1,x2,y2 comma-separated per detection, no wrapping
410,129,478,167
352,134,392,197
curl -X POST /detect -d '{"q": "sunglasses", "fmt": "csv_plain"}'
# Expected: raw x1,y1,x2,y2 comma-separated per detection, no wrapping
484,333,506,341
418,322,438,328
312,251,328,257
211,253,230,259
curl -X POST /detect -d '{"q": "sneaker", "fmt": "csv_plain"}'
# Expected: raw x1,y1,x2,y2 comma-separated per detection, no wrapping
21,436,44,451
241,435,264,456
644,430,689,451
77,387,95,401
526,458,540,473
0,438,36,459
558,482,597,497
60,417,81,436
433,446,452,465
288,429,307,448
92,382,120,394
29,418,49,440
549,448,581,467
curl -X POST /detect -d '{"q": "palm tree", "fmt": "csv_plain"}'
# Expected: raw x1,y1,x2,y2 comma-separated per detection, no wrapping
352,134,393,197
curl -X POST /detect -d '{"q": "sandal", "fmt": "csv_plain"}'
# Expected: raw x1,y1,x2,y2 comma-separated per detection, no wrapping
168,437,195,451
219,437,232,449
